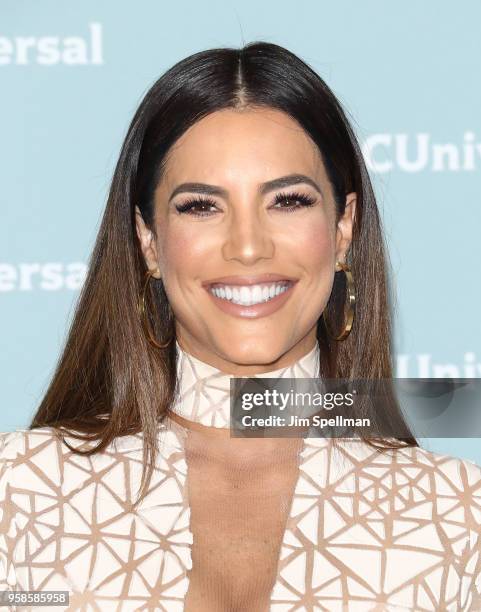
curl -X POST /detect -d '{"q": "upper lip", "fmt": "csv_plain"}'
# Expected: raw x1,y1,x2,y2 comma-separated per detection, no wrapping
203,273,298,287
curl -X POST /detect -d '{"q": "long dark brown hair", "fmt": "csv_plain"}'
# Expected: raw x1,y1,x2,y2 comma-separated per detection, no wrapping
30,41,418,506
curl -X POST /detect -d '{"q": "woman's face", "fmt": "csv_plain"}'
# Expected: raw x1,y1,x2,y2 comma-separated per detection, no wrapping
136,107,356,374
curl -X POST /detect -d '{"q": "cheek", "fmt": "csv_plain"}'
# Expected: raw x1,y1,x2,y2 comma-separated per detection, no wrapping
286,215,336,314
157,222,216,284
286,213,335,269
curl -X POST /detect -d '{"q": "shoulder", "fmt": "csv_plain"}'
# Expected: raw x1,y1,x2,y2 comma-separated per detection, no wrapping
398,445,481,528
311,439,481,513
348,441,481,536
0,428,65,490
0,426,110,499
360,441,481,492
0,427,61,453
0,424,167,496
390,443,481,492
0,427,67,465
332,438,481,480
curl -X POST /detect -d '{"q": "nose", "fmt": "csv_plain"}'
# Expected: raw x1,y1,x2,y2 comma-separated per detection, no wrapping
221,207,275,265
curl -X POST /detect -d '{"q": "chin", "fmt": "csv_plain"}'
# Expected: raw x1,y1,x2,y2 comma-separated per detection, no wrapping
214,336,288,366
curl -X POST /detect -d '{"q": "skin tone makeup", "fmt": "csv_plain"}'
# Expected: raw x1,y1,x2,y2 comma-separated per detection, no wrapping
136,107,356,376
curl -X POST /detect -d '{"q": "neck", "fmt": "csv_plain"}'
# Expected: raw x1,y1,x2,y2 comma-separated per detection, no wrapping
170,339,320,429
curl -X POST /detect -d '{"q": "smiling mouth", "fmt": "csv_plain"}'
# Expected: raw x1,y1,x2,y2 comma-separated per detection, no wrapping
208,280,295,306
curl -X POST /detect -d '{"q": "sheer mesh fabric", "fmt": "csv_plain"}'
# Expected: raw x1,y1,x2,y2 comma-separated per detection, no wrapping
174,417,305,611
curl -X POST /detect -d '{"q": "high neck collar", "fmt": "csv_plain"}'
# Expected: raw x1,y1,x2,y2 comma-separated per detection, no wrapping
171,340,320,428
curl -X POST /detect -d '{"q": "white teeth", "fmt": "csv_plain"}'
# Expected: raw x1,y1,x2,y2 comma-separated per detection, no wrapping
240,287,251,303
210,282,291,306
251,286,262,303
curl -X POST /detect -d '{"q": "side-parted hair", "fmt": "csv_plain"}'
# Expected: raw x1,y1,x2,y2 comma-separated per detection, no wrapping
30,42,418,506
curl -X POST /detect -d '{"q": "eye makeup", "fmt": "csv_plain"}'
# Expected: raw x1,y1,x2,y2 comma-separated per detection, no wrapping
174,190,317,217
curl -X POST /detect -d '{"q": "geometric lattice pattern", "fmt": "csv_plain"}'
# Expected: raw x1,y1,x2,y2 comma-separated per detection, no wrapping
1,341,480,611
170,339,322,428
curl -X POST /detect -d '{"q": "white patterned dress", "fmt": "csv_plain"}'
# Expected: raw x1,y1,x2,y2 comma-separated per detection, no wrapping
1,341,481,611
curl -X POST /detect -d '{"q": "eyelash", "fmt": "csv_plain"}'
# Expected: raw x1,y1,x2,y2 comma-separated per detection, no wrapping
174,191,317,217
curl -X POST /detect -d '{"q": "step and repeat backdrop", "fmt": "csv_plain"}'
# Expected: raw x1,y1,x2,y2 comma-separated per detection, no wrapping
1,2,480,461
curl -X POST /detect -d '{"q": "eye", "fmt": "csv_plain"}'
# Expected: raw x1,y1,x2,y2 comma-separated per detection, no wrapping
175,196,219,217
271,191,317,213
174,190,317,217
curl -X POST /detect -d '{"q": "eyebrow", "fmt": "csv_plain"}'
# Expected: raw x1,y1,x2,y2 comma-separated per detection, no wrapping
167,173,323,203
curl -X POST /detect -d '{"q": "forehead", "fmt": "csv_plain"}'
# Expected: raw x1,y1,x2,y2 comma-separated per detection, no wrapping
160,107,327,188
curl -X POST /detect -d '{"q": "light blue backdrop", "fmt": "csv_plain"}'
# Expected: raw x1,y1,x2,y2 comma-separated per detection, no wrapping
1,1,480,462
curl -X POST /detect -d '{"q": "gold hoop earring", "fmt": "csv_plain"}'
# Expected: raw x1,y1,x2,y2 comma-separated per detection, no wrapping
322,261,356,341
138,269,175,349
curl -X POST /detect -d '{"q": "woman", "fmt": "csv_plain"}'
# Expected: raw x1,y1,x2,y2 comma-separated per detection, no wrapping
1,42,480,611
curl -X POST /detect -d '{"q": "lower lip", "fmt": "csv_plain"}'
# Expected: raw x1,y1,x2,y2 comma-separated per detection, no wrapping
205,282,297,319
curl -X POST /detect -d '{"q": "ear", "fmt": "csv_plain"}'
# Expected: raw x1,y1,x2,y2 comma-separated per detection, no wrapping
135,206,161,278
335,192,356,265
